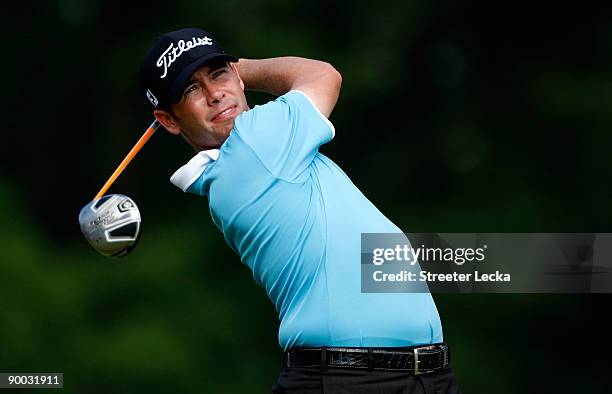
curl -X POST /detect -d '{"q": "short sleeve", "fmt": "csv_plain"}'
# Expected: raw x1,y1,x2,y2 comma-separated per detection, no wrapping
233,90,335,181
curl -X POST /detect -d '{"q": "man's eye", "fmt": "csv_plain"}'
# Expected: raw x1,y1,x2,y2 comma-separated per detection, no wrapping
184,85,197,96
212,69,226,79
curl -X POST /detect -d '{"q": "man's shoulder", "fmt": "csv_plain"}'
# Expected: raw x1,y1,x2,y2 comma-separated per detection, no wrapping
235,90,334,137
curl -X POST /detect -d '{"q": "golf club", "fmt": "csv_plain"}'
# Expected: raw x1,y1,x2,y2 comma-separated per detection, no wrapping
79,120,160,257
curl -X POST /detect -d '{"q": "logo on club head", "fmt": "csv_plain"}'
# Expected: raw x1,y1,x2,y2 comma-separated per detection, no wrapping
118,199,136,212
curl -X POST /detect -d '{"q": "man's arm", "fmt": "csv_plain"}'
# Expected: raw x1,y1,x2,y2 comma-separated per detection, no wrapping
235,57,342,118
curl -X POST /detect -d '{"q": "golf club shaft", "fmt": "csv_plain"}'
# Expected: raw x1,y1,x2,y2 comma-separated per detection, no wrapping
93,120,160,201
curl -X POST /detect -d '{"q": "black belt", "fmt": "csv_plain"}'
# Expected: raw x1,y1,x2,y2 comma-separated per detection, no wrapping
285,343,450,374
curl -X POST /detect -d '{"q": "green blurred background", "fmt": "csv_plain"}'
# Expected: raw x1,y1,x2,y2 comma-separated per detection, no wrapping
2,0,612,392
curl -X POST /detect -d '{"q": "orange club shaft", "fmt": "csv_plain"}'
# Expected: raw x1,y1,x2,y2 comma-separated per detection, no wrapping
93,120,160,201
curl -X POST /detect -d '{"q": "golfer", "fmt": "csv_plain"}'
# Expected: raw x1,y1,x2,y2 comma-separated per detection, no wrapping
139,28,461,393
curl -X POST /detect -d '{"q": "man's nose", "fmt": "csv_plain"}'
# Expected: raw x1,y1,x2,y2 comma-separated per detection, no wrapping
205,83,225,105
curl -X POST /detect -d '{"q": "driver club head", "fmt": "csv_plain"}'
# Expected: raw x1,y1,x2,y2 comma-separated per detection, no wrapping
78,194,141,258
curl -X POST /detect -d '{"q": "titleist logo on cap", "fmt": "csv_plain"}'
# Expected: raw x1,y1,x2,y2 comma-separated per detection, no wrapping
156,36,213,79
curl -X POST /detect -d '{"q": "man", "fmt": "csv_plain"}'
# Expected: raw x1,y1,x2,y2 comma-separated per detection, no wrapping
139,28,461,393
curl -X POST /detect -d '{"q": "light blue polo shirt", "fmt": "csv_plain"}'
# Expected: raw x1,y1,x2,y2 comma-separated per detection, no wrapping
170,90,442,351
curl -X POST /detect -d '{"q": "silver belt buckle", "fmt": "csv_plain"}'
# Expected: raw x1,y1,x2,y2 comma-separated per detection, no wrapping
413,348,421,375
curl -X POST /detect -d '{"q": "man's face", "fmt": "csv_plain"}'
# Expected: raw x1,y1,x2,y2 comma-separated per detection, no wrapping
159,60,249,150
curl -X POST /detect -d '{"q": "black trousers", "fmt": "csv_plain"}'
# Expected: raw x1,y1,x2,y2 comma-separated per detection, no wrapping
272,365,461,394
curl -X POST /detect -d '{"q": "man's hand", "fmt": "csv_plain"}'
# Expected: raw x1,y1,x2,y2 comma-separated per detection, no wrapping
235,57,342,118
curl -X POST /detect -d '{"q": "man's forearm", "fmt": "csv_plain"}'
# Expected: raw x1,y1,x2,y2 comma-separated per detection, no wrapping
235,57,342,117
236,57,337,96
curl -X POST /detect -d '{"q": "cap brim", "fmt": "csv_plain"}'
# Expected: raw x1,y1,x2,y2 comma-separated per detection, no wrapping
165,53,239,105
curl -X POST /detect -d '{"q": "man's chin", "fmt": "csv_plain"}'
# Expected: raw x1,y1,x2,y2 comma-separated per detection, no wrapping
216,122,235,141
224,120,236,134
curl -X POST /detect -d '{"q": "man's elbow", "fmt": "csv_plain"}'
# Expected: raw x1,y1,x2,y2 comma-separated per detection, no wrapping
323,62,342,95
318,63,342,117
296,61,343,117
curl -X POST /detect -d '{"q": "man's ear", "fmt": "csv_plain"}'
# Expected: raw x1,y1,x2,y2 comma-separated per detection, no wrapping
230,62,245,91
154,109,181,135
